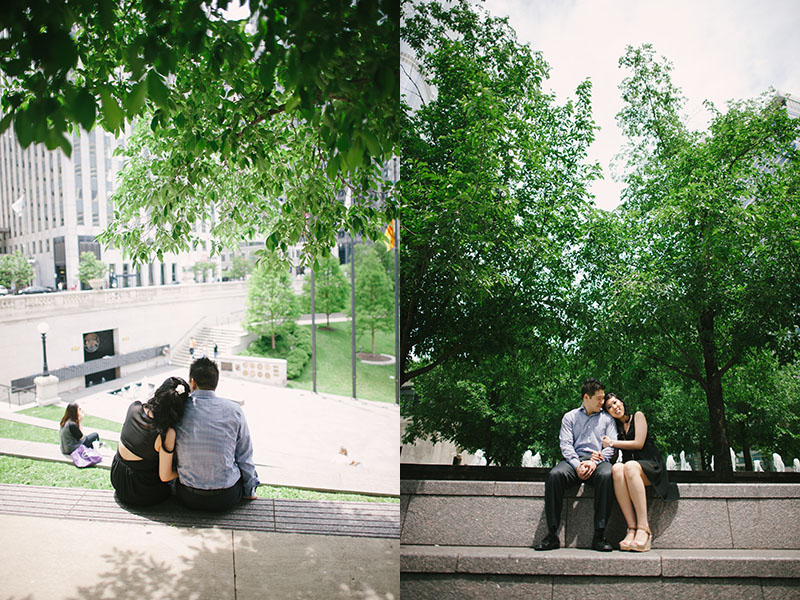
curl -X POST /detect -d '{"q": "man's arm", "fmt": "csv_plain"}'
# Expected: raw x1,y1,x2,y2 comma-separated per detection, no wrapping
558,411,580,469
234,411,260,498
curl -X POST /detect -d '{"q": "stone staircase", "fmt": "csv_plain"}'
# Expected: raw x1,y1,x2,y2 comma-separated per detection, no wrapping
400,469,800,598
170,325,251,367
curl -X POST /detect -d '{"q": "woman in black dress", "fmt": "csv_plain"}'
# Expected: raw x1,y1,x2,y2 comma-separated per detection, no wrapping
602,393,679,552
110,377,188,506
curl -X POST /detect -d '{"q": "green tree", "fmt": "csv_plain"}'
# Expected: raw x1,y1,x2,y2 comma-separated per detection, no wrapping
223,254,253,281
400,0,599,384
244,258,299,350
191,261,216,282
399,0,600,459
302,253,348,327
0,251,34,291
594,44,800,478
1,0,399,259
77,251,108,285
354,244,393,357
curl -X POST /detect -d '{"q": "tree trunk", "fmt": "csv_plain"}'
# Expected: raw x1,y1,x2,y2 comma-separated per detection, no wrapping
741,425,753,472
371,329,376,356
699,311,733,481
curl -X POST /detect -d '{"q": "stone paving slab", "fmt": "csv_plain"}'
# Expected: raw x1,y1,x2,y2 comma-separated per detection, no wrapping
0,483,400,539
0,513,399,600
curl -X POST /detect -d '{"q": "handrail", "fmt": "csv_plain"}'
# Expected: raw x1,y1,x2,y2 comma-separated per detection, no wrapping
171,316,207,356
0,382,36,408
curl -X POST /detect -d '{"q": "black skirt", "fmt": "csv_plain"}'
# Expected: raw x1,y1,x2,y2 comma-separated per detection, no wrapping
110,452,172,506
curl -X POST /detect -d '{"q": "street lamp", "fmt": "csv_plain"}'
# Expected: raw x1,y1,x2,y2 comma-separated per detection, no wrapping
37,322,49,375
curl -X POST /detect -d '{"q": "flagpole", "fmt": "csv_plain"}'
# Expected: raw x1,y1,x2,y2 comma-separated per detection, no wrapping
311,265,316,393
351,231,357,399
394,217,400,405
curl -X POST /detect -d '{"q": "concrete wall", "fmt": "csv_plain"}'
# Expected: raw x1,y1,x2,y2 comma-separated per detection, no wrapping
1,281,247,389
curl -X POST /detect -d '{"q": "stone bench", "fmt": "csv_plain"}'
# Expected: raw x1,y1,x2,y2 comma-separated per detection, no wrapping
401,479,800,549
400,478,800,598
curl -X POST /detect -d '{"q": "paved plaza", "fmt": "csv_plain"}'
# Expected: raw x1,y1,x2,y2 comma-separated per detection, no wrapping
0,513,399,600
55,364,400,497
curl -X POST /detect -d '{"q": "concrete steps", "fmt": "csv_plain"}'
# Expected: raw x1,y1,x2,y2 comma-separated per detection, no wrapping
171,325,247,367
400,477,800,598
0,483,400,539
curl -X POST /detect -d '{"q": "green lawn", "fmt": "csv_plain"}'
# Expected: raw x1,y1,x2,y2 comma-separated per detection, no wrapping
0,456,397,503
19,405,123,433
0,418,118,452
288,323,397,403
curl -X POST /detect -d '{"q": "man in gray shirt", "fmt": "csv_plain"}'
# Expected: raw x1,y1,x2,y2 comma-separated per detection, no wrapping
534,377,618,551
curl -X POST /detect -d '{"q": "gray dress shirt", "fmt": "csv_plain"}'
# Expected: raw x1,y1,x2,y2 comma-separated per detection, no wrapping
559,405,618,469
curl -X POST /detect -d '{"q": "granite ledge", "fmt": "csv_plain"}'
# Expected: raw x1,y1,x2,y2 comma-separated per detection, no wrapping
401,546,800,579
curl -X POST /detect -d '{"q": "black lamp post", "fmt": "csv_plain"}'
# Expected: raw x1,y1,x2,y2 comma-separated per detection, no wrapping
37,322,49,376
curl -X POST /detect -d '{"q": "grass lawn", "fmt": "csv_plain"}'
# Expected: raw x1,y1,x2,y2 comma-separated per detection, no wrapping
287,323,396,403
0,456,397,503
0,455,112,488
0,418,119,452
19,405,123,433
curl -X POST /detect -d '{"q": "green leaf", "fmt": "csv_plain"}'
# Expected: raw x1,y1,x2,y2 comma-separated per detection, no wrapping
146,70,170,109
285,94,301,113
0,113,12,135
13,112,34,147
126,81,147,117
361,129,381,157
99,90,124,130
74,87,97,130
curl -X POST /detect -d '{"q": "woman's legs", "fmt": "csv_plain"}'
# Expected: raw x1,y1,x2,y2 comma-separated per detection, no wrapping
81,432,100,448
611,462,636,546
623,460,651,545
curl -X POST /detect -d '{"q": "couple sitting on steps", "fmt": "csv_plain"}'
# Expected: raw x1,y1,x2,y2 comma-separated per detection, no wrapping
534,378,679,553
110,356,260,511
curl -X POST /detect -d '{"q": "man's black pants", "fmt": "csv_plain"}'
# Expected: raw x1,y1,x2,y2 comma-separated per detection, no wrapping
544,460,613,533
175,478,243,512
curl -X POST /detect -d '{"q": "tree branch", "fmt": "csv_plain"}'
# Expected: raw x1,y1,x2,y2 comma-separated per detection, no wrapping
655,318,704,382
648,353,706,388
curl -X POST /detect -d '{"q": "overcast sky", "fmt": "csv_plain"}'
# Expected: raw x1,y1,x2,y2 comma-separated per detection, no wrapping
482,0,800,211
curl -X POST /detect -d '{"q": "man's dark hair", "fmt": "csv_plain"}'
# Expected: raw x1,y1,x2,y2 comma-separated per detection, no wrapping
190,357,219,390
581,377,605,398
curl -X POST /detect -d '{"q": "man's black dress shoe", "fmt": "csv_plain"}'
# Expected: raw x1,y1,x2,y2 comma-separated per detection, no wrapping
591,534,613,552
534,534,560,551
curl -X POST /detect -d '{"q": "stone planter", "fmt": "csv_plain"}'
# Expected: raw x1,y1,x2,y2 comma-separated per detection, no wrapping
88,278,105,290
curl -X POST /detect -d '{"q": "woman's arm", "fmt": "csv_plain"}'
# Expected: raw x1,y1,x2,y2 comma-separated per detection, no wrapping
604,412,647,450
68,421,83,440
155,428,179,482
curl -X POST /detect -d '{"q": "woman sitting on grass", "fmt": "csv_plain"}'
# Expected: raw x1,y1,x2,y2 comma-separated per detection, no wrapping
111,377,188,506
59,403,100,455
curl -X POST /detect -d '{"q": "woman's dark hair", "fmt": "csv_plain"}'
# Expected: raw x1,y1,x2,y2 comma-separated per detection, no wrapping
144,377,189,432
60,403,80,427
604,392,631,435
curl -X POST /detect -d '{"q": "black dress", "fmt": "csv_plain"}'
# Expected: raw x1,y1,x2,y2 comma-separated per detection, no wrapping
110,401,172,506
619,413,679,502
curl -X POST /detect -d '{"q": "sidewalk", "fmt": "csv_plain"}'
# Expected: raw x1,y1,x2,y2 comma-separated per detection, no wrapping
2,365,399,496
0,512,399,600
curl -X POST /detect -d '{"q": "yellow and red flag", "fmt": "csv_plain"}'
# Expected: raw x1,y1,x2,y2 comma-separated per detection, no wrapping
383,222,395,250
